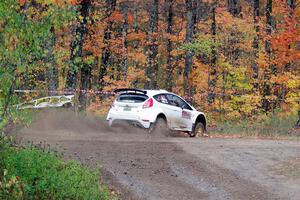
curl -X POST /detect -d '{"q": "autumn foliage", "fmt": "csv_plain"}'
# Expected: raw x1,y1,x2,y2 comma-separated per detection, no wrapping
0,0,299,122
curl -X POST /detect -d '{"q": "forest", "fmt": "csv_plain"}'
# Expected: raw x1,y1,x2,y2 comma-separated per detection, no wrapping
0,0,299,124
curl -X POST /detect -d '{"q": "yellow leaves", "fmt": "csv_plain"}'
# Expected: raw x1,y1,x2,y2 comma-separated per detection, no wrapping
190,61,209,91
257,52,269,69
32,0,75,6
170,49,184,57
286,75,300,89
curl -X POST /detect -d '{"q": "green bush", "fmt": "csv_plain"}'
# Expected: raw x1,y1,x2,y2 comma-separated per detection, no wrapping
0,136,111,200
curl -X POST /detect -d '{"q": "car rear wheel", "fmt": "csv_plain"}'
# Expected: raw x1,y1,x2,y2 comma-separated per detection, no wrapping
149,118,169,136
189,122,205,137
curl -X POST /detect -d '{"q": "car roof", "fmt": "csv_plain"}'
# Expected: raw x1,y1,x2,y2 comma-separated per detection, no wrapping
144,90,170,96
115,88,170,96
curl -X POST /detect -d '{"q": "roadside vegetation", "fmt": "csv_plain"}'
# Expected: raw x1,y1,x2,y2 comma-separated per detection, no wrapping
0,135,114,200
212,112,300,139
0,0,298,198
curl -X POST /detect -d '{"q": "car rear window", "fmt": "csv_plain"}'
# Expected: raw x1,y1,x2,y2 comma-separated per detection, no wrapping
117,93,148,103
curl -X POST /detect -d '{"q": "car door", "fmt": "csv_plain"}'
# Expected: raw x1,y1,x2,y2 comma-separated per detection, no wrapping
166,94,194,131
176,96,194,131
154,94,182,129
164,94,187,129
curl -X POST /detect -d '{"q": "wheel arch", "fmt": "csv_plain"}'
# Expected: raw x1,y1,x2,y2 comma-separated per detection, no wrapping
156,113,167,121
195,114,206,131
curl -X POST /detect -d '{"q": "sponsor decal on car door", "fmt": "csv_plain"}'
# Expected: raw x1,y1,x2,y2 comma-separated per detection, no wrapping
182,110,191,119
180,109,194,130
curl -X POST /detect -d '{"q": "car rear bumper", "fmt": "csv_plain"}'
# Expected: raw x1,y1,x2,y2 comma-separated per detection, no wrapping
107,110,152,129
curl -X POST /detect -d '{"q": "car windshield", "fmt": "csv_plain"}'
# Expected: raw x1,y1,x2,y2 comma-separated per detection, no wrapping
117,93,148,103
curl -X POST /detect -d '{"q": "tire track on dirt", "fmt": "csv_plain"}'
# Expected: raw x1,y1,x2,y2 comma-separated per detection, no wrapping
59,140,278,200
13,111,299,200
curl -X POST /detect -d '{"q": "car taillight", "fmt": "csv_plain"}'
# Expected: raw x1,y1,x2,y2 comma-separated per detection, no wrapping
143,98,153,109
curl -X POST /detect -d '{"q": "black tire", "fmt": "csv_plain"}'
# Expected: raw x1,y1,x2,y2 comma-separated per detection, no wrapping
189,122,205,137
62,103,72,108
149,118,169,136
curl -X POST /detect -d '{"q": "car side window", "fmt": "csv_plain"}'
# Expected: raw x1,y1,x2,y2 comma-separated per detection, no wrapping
166,94,193,110
154,94,169,104
166,94,183,107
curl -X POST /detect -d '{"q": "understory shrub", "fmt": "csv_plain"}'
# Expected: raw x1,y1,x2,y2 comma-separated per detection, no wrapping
0,136,111,200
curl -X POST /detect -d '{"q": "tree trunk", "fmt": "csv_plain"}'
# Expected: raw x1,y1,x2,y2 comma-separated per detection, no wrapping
66,0,91,113
287,0,296,10
252,0,259,90
262,0,273,112
121,1,129,80
99,0,116,88
133,5,139,49
46,26,58,95
2,66,17,119
192,0,198,35
165,0,174,91
208,0,217,105
79,64,91,111
145,0,159,89
184,0,195,96
227,0,241,17
66,0,91,90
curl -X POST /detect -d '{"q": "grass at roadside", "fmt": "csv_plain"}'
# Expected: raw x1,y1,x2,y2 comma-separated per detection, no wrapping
0,135,116,200
210,113,300,139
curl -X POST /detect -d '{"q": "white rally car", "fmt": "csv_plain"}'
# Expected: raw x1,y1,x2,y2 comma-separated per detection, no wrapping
107,88,207,137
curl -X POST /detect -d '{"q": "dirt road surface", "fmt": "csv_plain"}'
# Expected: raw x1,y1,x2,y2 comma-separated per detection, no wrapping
13,111,300,200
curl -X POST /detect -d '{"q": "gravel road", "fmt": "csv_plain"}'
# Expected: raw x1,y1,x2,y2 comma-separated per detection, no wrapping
13,111,300,200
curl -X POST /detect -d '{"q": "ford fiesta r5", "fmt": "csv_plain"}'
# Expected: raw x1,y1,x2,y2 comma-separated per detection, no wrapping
106,88,207,137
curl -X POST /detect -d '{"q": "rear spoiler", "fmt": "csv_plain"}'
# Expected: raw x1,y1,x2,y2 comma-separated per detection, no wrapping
114,88,147,95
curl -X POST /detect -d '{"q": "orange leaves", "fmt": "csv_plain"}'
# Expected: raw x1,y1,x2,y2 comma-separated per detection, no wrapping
127,12,134,24
270,16,300,68
107,11,123,22
257,51,273,70
271,74,290,84
127,32,146,42
162,33,179,42
19,0,26,6
128,52,147,65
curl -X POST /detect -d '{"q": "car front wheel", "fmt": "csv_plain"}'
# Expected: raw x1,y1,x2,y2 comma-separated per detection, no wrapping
189,122,205,137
